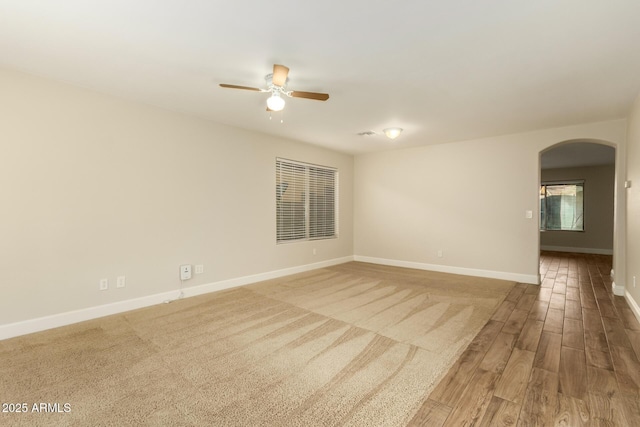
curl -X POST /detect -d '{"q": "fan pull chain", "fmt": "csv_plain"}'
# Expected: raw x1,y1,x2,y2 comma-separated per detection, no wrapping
267,110,284,123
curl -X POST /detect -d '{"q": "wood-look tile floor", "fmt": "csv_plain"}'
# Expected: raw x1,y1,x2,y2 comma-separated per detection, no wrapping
411,251,640,426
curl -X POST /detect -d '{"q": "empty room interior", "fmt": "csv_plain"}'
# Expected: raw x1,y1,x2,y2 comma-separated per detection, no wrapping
2,1,640,425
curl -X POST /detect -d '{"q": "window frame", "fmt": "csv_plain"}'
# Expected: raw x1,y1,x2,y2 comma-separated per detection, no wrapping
539,180,585,232
276,158,338,244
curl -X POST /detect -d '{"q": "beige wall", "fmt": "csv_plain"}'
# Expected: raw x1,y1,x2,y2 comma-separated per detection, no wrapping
0,68,353,325
354,121,626,283
2,65,635,331
540,165,615,253
626,92,640,315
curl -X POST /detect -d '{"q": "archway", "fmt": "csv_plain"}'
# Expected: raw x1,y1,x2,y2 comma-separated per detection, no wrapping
538,139,625,295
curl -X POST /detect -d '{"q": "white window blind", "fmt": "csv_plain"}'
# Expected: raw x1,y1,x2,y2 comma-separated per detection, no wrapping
276,158,338,243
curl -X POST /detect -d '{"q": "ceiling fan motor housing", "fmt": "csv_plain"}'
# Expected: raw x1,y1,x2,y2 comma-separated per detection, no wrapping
266,73,289,90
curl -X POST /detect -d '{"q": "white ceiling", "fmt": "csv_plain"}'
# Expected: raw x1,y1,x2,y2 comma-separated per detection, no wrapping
1,1,640,154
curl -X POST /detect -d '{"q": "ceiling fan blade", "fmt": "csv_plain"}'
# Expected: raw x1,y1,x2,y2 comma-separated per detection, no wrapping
290,91,330,101
219,83,263,91
272,64,289,87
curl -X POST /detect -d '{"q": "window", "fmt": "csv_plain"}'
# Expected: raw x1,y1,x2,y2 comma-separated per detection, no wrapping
540,181,584,231
276,158,338,243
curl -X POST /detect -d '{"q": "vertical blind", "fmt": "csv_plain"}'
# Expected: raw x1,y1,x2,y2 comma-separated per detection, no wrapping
276,158,338,243
540,181,584,231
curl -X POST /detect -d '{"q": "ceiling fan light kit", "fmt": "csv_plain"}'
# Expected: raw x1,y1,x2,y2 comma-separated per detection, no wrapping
266,92,285,111
219,64,329,113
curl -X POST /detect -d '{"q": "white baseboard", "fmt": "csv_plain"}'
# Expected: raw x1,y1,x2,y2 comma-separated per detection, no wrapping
353,256,539,285
626,290,640,324
0,256,354,341
612,281,626,297
540,245,613,255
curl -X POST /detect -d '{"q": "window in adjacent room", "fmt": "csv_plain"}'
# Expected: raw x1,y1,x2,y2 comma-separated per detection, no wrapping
540,181,584,231
276,158,338,243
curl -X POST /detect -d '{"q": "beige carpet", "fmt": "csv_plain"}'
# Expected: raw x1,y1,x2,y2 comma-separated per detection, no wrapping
0,262,514,426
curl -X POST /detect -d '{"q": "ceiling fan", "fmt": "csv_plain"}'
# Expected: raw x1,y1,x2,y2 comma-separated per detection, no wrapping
219,64,329,112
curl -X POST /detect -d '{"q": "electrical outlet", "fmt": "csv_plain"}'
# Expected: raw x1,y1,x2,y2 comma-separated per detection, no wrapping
313,248,317,255
195,264,204,274
99,278,108,291
116,276,126,288
180,264,192,280
437,250,443,258
634,276,637,288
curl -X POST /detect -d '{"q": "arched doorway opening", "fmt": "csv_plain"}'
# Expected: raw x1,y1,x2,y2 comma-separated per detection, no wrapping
538,139,624,294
